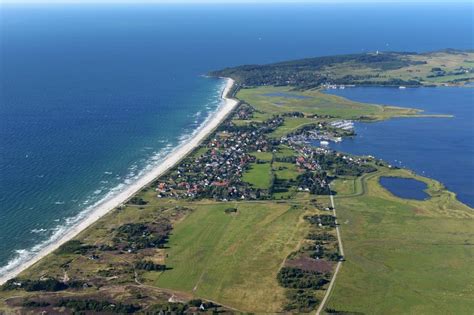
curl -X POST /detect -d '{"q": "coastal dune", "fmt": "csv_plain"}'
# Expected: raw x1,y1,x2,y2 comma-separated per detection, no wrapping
0,78,238,285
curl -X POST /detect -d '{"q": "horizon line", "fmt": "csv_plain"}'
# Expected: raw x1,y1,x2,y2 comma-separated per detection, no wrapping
1,0,472,5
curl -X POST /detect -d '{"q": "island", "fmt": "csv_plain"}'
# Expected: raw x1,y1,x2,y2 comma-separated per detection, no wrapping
1,49,473,314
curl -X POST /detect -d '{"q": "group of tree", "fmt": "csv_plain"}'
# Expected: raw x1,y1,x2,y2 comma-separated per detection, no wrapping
306,232,336,241
284,289,320,312
56,299,140,313
134,260,166,271
311,153,376,177
56,239,96,255
209,52,425,89
2,278,83,292
297,171,331,195
305,214,337,228
128,196,148,206
277,267,329,290
113,221,171,250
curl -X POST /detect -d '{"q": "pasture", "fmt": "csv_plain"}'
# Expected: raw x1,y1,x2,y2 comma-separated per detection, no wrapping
237,86,421,126
152,201,310,312
327,168,474,314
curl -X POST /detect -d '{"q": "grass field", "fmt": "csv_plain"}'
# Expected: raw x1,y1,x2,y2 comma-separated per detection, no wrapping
249,151,273,162
151,202,310,312
326,168,474,314
389,52,474,84
273,161,300,181
269,117,315,138
275,145,297,159
242,162,272,189
319,51,474,86
237,86,422,127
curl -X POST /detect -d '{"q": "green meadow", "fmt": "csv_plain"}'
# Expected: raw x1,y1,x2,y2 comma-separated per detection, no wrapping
242,162,273,189
326,169,474,314
273,161,299,181
151,202,309,312
237,86,421,124
269,117,315,138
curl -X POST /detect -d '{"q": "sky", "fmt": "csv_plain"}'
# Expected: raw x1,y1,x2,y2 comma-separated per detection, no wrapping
1,0,471,4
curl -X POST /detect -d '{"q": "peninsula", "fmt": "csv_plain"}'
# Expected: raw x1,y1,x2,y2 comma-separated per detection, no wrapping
1,50,473,314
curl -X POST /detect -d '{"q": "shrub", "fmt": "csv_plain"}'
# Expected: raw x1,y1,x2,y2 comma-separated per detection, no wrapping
284,289,319,312
135,260,166,271
128,197,148,205
57,299,140,313
224,207,237,214
57,240,95,255
146,303,187,314
277,267,329,289
22,301,51,307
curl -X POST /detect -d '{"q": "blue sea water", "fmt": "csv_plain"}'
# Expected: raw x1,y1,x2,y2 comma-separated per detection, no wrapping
0,3,472,275
379,177,429,201
326,87,474,207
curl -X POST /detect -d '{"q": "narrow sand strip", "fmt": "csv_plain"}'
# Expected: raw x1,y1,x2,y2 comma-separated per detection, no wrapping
0,78,237,285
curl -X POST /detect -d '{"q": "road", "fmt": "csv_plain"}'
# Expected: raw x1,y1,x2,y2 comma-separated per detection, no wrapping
315,190,344,315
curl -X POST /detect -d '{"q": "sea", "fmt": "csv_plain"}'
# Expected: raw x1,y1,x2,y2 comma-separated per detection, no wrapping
0,3,473,276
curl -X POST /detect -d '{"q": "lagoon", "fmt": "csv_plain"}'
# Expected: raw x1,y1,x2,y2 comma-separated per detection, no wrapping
326,87,474,207
379,177,429,201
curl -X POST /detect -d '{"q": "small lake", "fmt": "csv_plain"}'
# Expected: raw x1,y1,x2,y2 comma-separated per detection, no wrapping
379,177,429,200
325,87,474,208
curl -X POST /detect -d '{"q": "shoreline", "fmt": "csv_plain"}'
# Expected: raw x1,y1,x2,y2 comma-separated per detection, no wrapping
0,78,238,285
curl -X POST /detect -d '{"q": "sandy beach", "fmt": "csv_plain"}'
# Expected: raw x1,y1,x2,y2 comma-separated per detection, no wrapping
0,78,238,285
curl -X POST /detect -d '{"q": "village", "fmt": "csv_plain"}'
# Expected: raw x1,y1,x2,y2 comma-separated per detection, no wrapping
153,102,376,201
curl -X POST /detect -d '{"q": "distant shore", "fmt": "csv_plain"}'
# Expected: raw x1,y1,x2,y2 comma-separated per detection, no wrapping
0,78,238,285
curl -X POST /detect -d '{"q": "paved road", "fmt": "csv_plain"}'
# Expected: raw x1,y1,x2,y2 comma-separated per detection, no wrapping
315,190,344,315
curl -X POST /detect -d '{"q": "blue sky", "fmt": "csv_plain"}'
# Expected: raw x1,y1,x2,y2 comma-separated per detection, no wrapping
1,0,471,4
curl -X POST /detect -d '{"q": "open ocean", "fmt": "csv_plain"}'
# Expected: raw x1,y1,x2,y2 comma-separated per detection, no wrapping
0,3,473,275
